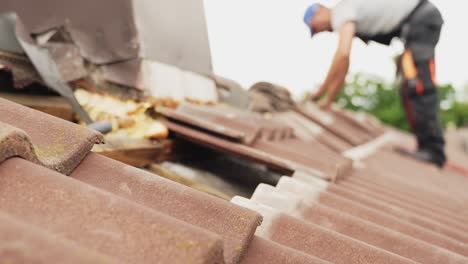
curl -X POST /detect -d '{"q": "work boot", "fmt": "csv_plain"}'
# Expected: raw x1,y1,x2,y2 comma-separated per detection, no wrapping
394,147,446,168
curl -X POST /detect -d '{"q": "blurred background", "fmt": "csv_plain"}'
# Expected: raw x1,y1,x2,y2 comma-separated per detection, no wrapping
204,0,468,130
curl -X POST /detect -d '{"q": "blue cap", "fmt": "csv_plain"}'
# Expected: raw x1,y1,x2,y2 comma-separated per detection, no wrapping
303,4,321,37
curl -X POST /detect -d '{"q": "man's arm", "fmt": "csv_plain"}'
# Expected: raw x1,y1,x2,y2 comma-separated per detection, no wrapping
318,21,356,109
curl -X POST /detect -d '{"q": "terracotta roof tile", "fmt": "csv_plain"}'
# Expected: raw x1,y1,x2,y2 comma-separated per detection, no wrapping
345,172,467,215
369,155,468,195
71,152,262,264
0,121,39,164
154,99,468,262
338,180,468,230
162,103,352,180
296,176,468,243
0,158,224,264
364,149,468,199
346,151,466,204
278,176,468,257
0,212,116,264
272,111,353,153
0,97,103,174
161,103,259,144
240,236,330,264
357,166,467,209
163,119,296,176
0,50,42,88
446,129,468,169
251,138,352,180
296,103,374,146
329,107,386,137
232,197,417,264
251,184,468,263
162,103,294,145
2,95,468,263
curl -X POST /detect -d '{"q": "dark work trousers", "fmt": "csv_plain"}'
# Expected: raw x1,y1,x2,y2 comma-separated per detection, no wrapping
399,2,446,164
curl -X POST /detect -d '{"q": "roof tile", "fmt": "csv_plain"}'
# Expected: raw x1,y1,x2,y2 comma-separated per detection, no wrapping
0,121,39,164
330,107,386,137
2,92,468,264
162,103,353,180
0,50,42,88
162,103,294,145
163,119,296,175
232,197,417,264
240,236,330,264
0,97,103,174
364,149,468,199
297,104,374,146
345,172,467,215
0,211,116,264
338,180,468,229
446,129,468,169
278,176,468,256
273,111,352,153
278,176,468,245
328,183,468,243
252,138,352,180
0,158,224,264
71,152,262,264
251,184,468,263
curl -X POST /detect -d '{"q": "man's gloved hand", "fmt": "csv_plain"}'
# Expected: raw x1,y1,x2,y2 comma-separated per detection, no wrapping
307,91,322,101
318,98,332,110
307,84,328,102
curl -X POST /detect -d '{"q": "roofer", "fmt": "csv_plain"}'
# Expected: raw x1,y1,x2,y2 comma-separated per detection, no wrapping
304,0,446,167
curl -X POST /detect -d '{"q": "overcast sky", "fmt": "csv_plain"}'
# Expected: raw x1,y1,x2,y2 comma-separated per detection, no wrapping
204,0,467,97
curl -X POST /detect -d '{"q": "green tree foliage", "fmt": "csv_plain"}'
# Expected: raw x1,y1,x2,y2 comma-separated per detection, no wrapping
335,73,468,131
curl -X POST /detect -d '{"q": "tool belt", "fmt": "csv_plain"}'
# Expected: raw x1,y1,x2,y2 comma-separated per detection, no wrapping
357,0,428,46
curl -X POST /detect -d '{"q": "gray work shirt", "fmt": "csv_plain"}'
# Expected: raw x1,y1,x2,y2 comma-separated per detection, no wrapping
331,0,419,35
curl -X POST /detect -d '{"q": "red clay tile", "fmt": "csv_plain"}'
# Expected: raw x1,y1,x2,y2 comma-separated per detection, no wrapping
0,50,42,88
349,152,468,237
162,103,295,145
315,132,353,153
350,164,467,211
345,172,467,214
0,211,116,264
0,158,224,264
321,180,468,243
329,107,385,137
252,139,351,180
162,104,351,180
296,104,372,146
284,139,353,172
290,167,468,243
272,111,353,153
348,152,468,211
360,168,468,211
257,125,295,142
71,153,261,264
0,121,39,164
338,180,468,227
0,98,103,174
251,184,468,263
232,197,417,264
273,111,352,152
240,236,330,264
446,129,468,170
164,119,328,178
364,149,468,199
161,104,253,143
277,176,468,256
